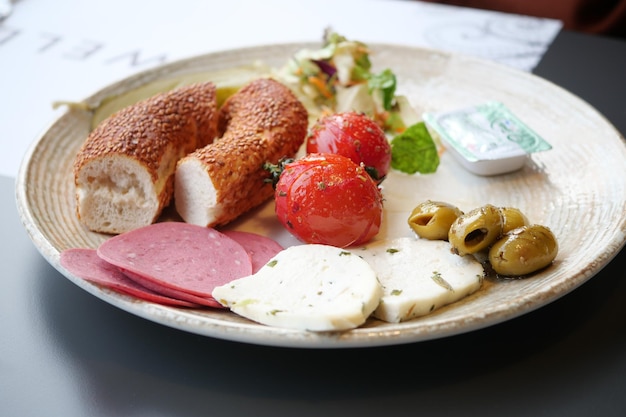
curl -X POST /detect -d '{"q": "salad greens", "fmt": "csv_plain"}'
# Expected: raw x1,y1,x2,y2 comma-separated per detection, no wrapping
275,31,407,133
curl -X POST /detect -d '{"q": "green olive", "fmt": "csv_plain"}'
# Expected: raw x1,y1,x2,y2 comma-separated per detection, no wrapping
499,207,530,233
488,225,558,276
407,200,463,240
448,204,503,256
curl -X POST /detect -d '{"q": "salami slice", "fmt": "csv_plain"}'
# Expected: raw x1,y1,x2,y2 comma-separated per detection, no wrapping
97,222,253,298
121,269,223,308
222,230,284,272
60,248,200,308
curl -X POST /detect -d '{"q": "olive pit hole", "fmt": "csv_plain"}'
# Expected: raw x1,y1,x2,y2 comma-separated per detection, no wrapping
464,228,487,248
416,215,434,226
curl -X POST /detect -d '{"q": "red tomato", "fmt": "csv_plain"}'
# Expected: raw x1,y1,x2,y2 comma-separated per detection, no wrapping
274,153,383,247
307,111,391,183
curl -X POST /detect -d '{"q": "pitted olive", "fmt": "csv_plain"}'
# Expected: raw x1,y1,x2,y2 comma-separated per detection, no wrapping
499,207,530,233
488,224,558,276
448,204,503,256
408,200,463,240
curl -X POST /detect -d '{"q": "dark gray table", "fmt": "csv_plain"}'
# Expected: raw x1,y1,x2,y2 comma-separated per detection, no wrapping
2,30,625,417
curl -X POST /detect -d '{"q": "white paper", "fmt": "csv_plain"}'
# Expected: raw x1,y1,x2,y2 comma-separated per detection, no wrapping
0,0,561,178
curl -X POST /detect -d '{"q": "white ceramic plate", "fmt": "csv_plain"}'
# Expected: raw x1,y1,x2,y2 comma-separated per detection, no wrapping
15,43,626,348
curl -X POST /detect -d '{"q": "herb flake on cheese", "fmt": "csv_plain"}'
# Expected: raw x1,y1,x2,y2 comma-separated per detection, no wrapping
431,271,454,292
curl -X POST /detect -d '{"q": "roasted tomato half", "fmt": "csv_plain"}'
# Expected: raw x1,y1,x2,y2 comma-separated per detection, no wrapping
306,111,391,183
273,153,383,247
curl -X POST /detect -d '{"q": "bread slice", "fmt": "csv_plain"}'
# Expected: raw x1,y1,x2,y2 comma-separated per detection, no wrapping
73,82,218,234
175,78,308,227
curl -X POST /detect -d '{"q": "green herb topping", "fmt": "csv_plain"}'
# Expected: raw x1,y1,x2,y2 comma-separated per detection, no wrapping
431,271,454,292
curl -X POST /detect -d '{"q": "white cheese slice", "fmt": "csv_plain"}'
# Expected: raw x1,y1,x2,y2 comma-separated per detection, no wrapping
212,244,382,332
358,237,484,323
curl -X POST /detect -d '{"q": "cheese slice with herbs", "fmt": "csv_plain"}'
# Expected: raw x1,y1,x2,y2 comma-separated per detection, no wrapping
212,244,382,332
357,237,484,323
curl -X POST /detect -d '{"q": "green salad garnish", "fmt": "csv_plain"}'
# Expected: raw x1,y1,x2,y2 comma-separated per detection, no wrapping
274,30,409,133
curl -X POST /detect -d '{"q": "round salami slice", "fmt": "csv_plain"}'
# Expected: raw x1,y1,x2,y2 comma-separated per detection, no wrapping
97,222,253,298
121,269,223,308
60,248,200,308
222,230,284,273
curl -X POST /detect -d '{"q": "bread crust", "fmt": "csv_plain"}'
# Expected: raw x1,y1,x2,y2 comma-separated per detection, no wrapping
73,81,218,234
175,78,308,227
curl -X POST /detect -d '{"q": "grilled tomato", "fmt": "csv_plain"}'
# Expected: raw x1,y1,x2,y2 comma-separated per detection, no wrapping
271,153,383,247
307,111,391,183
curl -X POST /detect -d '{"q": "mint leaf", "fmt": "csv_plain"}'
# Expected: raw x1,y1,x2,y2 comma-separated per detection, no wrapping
390,122,440,174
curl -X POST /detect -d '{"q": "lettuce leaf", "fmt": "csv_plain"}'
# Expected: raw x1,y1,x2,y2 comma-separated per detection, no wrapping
367,69,396,111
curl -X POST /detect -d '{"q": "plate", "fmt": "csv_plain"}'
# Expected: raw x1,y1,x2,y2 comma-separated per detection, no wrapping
16,43,626,348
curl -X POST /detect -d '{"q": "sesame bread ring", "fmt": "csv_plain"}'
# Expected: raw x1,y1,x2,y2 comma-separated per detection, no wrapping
73,81,219,234
174,78,308,228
